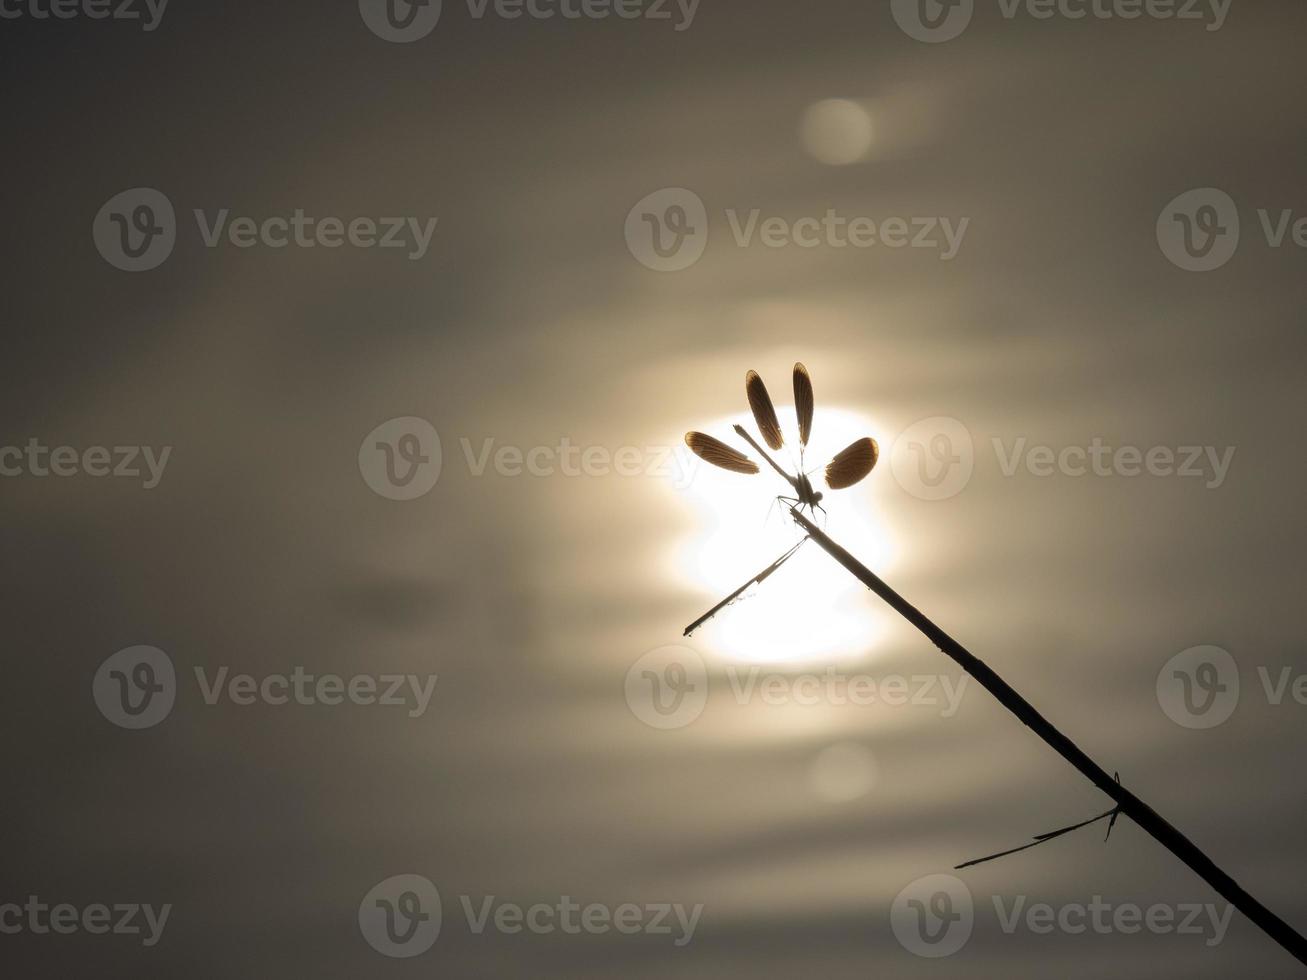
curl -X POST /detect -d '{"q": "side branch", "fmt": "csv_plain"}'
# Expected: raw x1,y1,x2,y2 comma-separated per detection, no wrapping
683,537,807,637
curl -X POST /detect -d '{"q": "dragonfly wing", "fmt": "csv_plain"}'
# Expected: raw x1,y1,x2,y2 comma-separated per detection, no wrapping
745,370,784,450
793,362,814,446
824,437,879,489
685,432,760,475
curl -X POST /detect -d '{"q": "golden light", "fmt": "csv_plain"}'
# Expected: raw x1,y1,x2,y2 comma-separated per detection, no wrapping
800,98,875,165
669,405,898,666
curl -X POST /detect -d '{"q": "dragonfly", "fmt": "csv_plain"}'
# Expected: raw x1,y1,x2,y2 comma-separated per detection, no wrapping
681,363,879,636
684,362,879,519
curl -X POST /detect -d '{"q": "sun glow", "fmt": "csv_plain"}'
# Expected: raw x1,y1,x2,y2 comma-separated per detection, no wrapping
671,406,898,666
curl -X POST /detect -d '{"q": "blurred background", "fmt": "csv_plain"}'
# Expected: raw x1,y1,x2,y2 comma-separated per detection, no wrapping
3,0,1306,976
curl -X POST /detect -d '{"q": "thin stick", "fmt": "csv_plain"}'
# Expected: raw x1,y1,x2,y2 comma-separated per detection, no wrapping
789,506,1307,968
683,537,807,637
955,805,1118,869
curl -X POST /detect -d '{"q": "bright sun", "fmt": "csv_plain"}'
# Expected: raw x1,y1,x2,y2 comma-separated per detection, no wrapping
670,405,897,666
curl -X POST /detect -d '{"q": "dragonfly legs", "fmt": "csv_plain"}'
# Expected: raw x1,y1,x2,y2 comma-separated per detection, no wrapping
776,495,828,528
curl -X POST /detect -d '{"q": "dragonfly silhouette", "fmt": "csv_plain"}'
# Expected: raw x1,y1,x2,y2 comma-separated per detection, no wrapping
681,363,879,636
679,372,1307,971
685,362,879,519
